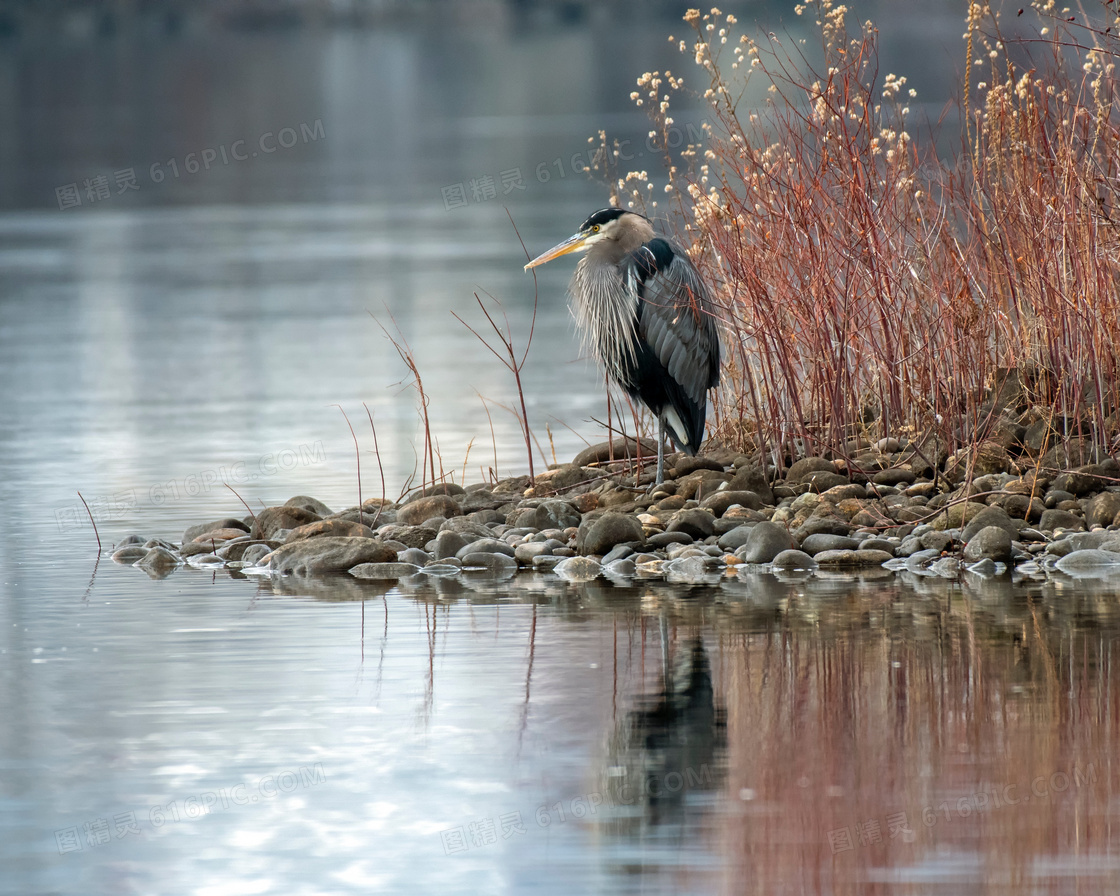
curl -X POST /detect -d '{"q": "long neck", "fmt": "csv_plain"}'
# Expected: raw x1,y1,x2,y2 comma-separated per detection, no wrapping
586,215,655,266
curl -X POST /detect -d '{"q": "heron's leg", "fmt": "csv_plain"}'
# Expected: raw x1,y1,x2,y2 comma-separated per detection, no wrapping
656,417,666,485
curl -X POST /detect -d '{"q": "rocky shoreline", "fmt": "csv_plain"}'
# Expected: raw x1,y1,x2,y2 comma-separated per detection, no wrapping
113,436,1120,584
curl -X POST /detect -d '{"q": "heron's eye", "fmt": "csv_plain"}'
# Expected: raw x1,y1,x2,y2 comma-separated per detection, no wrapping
590,224,600,233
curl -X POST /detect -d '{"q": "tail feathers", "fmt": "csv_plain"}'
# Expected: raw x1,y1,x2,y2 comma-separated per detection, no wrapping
661,403,704,456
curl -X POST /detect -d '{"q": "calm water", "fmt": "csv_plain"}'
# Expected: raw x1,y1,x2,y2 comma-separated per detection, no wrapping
2,4,1119,894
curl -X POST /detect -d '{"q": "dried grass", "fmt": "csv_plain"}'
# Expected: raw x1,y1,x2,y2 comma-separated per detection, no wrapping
596,2,1120,469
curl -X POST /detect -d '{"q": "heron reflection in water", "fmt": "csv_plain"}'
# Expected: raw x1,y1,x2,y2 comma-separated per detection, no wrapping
525,208,721,484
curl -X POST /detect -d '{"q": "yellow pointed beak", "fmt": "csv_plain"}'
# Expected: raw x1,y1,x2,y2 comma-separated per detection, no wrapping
524,232,590,270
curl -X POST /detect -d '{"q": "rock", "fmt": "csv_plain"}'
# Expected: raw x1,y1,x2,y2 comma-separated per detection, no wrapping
239,543,273,567
665,555,720,584
182,517,251,545
603,558,637,577
186,553,225,569
930,501,989,531
1054,549,1120,576
927,557,961,578
859,537,897,553
216,539,279,561
407,483,466,499
264,537,396,576
577,512,645,555
455,538,516,560
920,530,954,553
726,465,775,504
944,441,1015,482
770,549,818,572
960,506,1019,542
284,495,334,517
786,457,836,483
1039,440,1104,471
872,468,916,486
349,562,421,580
813,549,893,568
432,530,469,560
531,555,565,572
800,533,861,555
284,519,377,543
396,495,461,526
515,541,561,564
134,546,179,574
572,438,660,466
963,526,1013,563
376,525,437,550
803,471,850,491
397,547,432,565
672,456,726,477
438,517,497,539
111,545,149,564
648,531,695,548
794,516,853,539
1085,492,1120,528
666,508,716,539
736,521,796,563
1038,509,1085,533
461,552,518,572
507,499,582,531
180,541,217,558
250,506,323,541
554,556,602,581
189,527,250,545
699,490,765,515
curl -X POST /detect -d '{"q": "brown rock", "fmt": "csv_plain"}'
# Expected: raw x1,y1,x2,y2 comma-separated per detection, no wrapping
396,495,462,526
264,536,397,576
250,506,323,540
284,519,377,543
572,438,660,467
191,527,250,544
1086,492,1120,529
786,457,837,483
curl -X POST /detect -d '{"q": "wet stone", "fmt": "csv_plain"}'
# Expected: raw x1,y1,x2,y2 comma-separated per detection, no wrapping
554,556,602,581
111,545,149,564
461,552,517,572
963,526,1014,563
455,538,516,560
135,546,179,573
736,521,796,564
397,495,461,526
666,508,716,539
251,506,322,541
577,512,645,555
181,517,250,545
1038,509,1085,533
397,547,432,566
285,519,377,543
350,562,421,580
800,533,862,555
284,495,334,517
771,549,818,572
814,549,893,569
265,537,397,576
648,531,695,548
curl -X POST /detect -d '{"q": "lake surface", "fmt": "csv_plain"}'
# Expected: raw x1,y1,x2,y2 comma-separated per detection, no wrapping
2,4,1119,894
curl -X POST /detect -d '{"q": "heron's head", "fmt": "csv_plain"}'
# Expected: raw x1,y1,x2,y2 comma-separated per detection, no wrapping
524,208,650,270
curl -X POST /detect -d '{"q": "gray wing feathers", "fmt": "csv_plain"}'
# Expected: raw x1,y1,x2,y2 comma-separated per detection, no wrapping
634,252,720,404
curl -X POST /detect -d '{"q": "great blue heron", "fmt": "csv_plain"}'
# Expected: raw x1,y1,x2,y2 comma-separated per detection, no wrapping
524,207,721,484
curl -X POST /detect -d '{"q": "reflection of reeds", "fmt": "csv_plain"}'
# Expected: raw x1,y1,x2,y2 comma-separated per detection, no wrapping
601,2,1120,467
714,576,1118,894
